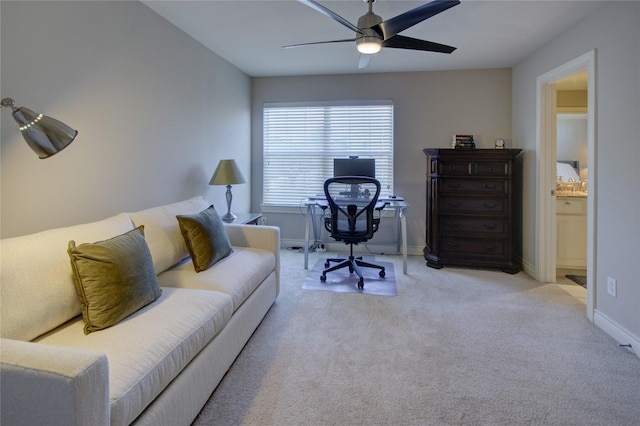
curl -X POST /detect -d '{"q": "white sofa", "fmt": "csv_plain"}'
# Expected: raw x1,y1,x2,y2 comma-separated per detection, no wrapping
0,197,280,426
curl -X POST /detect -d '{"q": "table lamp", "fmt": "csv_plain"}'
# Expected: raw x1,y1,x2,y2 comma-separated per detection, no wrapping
209,159,247,222
1,97,78,159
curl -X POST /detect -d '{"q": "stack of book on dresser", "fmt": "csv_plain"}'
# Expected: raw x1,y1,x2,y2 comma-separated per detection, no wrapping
453,134,475,149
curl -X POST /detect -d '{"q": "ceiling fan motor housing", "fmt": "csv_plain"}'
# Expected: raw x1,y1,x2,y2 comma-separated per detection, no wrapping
356,12,383,54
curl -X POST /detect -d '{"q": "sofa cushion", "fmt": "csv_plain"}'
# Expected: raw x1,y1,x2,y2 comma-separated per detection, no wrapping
176,206,233,272
68,226,162,334
35,287,233,426
0,213,135,342
157,247,276,312
128,197,210,274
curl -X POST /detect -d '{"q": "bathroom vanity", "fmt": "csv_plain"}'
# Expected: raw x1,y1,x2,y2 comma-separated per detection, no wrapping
556,195,587,269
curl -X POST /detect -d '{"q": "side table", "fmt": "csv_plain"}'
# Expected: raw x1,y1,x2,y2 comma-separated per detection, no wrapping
226,212,263,225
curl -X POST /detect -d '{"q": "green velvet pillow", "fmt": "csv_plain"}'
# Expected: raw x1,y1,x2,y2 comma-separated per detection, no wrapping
176,205,233,272
68,226,162,334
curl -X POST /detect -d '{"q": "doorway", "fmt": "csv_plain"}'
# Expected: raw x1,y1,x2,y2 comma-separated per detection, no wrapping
535,51,596,320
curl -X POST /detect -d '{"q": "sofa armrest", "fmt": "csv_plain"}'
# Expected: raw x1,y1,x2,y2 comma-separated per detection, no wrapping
224,224,281,294
1,338,110,426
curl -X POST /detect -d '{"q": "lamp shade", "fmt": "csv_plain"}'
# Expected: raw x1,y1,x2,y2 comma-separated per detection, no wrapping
2,98,78,159
209,159,247,186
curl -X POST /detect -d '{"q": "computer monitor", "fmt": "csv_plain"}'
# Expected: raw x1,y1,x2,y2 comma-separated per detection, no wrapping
333,158,375,178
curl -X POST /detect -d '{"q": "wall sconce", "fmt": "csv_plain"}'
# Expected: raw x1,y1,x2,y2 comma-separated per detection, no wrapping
1,97,78,159
209,159,248,222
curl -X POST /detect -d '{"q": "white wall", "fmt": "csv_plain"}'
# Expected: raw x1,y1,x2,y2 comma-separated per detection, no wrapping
513,1,640,341
1,1,251,238
557,114,588,180
251,70,512,252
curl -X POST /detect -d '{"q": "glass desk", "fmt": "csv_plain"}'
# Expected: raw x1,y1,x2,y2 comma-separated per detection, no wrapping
303,197,409,274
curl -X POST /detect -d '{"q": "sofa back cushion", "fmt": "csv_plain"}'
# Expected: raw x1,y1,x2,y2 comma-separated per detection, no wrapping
0,213,135,341
128,197,210,274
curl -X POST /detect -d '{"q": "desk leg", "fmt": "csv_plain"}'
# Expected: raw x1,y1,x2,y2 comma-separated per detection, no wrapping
400,208,407,274
304,204,311,269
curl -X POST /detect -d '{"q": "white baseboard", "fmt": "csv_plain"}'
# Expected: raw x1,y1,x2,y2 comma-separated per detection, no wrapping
521,258,536,279
593,310,639,359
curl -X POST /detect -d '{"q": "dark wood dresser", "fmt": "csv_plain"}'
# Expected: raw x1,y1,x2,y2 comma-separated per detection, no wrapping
423,148,523,273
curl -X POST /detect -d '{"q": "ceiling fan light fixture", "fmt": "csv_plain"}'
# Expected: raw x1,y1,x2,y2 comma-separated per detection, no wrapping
356,36,382,54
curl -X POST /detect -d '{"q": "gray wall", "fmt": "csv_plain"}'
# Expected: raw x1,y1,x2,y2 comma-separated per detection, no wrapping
251,70,512,252
1,1,251,238
513,1,640,340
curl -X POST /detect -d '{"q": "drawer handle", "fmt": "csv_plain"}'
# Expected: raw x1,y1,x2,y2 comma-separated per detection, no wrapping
565,202,571,205
484,184,497,189
448,202,461,208
448,222,461,228
448,183,461,189
484,224,497,230
484,203,498,209
447,243,461,248
484,245,497,251
452,165,457,171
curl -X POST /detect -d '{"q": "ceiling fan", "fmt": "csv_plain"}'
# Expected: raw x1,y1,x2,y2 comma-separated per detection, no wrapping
284,0,460,69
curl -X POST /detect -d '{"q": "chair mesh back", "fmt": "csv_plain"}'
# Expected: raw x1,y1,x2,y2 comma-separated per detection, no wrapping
324,176,381,243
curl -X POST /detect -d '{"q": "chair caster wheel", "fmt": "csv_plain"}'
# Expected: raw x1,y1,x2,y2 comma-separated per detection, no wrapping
357,278,364,290
324,261,330,268
379,270,385,278
320,274,326,282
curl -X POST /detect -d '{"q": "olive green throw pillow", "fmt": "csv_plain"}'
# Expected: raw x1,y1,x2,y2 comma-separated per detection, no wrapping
68,226,162,334
176,205,233,272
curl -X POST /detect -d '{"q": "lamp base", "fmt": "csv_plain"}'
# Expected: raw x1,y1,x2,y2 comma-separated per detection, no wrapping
221,212,237,223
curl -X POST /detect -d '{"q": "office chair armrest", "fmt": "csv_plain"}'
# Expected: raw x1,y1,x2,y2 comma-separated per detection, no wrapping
375,201,388,211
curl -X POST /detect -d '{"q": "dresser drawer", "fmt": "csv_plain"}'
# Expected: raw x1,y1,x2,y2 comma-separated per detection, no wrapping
436,160,471,176
440,196,506,214
439,236,507,257
439,216,505,234
474,161,509,176
439,178,505,195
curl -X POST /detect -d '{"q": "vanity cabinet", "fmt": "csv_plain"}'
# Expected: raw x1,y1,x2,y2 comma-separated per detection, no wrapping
423,148,522,273
556,197,587,269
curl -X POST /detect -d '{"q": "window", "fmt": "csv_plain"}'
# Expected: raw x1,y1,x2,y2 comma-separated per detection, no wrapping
263,101,394,206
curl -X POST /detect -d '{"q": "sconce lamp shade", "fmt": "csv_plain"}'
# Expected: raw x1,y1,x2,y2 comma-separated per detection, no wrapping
209,159,247,186
2,98,78,159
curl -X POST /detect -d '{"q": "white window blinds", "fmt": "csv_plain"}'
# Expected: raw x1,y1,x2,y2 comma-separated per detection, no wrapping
263,101,394,206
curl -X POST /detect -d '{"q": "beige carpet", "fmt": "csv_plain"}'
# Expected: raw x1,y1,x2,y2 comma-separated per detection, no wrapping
193,249,640,425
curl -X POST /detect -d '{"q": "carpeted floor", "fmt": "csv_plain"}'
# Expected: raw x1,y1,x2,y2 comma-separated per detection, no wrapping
192,250,640,425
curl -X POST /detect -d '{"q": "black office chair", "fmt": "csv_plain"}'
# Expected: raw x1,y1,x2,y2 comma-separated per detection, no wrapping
320,176,387,290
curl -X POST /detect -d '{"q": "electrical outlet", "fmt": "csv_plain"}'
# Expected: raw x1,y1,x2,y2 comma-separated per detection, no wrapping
607,277,617,297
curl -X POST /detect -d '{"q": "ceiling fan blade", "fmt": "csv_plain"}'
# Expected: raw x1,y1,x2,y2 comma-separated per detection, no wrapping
283,38,355,49
382,35,456,54
297,0,366,36
373,0,460,40
358,54,371,69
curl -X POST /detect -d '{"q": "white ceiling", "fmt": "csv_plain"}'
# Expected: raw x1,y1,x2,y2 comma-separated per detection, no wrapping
142,0,607,78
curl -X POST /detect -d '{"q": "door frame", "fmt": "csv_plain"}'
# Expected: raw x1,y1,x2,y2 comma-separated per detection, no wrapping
535,50,596,320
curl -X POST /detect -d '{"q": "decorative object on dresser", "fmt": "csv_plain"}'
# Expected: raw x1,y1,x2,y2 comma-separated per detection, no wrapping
423,148,523,273
453,134,475,149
